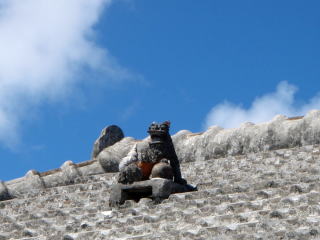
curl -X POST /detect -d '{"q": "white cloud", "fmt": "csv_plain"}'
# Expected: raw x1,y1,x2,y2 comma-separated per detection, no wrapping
0,0,133,148
204,81,320,129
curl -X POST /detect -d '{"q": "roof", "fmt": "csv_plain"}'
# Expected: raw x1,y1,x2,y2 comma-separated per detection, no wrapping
1,110,320,239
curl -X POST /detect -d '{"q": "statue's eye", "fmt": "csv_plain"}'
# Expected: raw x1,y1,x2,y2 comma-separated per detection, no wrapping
160,124,167,130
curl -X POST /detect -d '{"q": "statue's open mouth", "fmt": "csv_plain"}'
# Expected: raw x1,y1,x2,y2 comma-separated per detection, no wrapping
147,122,170,144
149,133,166,144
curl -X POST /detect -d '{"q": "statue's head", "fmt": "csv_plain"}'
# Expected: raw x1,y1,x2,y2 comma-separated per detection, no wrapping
148,121,170,145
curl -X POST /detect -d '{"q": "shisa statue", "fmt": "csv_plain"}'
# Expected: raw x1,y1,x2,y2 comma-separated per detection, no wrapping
117,121,187,185
109,121,196,206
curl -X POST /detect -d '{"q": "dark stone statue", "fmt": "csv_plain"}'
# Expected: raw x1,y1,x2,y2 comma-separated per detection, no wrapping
109,121,196,207
117,121,186,185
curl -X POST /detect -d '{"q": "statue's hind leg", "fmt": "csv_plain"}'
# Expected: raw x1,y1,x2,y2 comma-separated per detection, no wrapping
117,163,143,184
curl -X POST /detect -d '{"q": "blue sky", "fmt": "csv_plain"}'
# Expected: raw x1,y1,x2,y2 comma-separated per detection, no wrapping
0,0,319,181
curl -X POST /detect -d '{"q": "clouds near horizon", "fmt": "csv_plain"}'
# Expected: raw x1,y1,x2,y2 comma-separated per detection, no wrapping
0,0,132,148
204,81,320,129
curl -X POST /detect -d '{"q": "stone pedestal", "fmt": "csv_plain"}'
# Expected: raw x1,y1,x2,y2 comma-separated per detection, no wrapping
109,178,197,207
